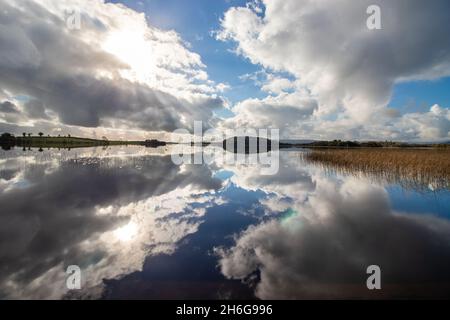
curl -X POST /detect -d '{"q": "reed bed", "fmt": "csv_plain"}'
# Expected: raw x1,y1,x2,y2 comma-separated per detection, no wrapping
304,148,450,191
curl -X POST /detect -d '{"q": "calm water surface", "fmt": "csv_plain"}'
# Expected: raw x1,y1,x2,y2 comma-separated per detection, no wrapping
1,146,449,299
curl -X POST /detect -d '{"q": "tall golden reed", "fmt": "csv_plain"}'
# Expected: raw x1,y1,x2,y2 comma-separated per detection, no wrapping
304,148,450,191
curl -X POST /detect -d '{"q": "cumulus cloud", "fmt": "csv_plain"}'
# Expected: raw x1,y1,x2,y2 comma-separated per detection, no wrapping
392,104,450,140
261,76,294,95
0,0,226,138
221,92,317,133
218,0,450,141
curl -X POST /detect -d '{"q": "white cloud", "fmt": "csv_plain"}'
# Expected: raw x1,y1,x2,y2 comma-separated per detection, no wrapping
221,92,317,134
216,82,231,92
218,0,450,141
261,76,294,94
391,104,450,141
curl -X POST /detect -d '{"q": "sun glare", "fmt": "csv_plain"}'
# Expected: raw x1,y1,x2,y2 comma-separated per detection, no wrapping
103,30,156,84
114,222,138,242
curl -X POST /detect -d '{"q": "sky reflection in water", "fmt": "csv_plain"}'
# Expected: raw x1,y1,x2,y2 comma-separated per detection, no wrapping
0,146,449,299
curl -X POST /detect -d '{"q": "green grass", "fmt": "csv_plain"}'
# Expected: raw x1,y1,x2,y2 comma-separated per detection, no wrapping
14,136,141,148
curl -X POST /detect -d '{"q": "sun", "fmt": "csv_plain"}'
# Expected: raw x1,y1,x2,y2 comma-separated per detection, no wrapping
114,222,138,242
102,29,156,84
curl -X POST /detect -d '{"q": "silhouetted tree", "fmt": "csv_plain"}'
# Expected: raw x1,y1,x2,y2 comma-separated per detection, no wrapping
38,132,43,137
28,133,32,137
23,132,26,137
0,132,14,140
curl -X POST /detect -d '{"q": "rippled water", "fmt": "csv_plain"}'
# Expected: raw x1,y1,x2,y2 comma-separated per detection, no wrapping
1,146,449,299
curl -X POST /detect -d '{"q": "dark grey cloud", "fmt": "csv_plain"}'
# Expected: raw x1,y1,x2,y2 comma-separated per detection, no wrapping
0,0,223,134
0,101,19,113
23,99,49,120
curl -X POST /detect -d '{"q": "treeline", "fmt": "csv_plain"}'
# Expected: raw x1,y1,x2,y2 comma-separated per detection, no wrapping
0,132,113,150
0,132,166,150
1,132,102,143
302,139,450,148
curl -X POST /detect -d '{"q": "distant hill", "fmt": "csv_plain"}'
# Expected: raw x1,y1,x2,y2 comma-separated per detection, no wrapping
280,139,316,145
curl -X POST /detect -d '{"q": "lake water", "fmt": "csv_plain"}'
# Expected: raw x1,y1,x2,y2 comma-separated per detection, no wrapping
1,146,450,299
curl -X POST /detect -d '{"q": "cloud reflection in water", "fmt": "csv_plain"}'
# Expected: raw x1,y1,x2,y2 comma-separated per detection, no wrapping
0,147,223,299
216,153,450,299
0,147,449,299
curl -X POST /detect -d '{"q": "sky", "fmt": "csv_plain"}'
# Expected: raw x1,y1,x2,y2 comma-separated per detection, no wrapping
0,0,449,141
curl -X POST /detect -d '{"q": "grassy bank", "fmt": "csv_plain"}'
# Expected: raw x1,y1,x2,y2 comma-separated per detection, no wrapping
304,148,450,190
12,136,142,149
0,133,169,150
